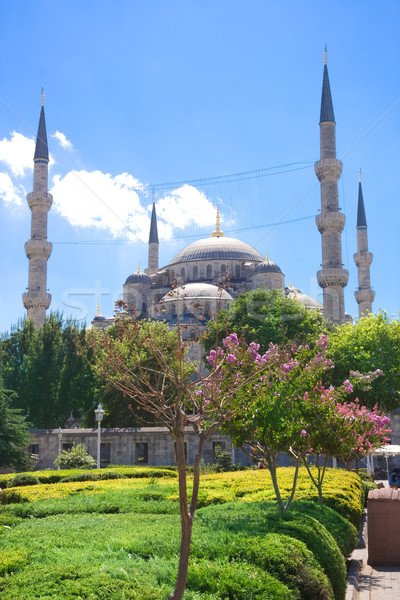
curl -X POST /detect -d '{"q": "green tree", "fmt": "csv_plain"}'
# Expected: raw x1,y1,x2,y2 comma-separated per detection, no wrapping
0,350,31,470
328,311,400,411
202,288,328,356
2,313,99,428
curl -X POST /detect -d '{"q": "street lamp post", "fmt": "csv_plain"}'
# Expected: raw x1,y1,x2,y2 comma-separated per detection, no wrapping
57,427,62,470
94,404,105,469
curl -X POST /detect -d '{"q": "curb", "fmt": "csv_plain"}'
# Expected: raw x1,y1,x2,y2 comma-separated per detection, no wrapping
345,509,368,600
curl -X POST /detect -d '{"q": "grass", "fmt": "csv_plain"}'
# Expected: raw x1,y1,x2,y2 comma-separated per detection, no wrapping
0,466,362,599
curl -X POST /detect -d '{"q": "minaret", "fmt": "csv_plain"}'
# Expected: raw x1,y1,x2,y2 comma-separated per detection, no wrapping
315,48,348,324
354,172,374,316
22,91,52,328
146,191,159,274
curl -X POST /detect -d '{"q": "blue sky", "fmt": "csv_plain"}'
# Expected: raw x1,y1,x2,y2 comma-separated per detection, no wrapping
0,0,399,333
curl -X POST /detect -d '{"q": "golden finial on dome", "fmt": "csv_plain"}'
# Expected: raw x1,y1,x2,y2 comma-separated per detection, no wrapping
41,87,45,107
137,263,141,273
359,169,361,183
266,252,270,262
210,205,225,238
96,301,100,316
324,45,327,65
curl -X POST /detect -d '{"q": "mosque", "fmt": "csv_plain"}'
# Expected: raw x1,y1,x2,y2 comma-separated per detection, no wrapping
23,54,375,333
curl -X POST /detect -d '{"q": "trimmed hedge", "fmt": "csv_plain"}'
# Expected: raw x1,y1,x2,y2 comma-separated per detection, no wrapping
0,466,177,488
198,501,348,600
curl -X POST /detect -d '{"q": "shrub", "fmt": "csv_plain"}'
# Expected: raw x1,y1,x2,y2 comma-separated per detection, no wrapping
214,447,234,472
0,551,28,576
6,473,40,488
186,558,293,598
59,471,127,483
54,443,96,469
0,489,28,505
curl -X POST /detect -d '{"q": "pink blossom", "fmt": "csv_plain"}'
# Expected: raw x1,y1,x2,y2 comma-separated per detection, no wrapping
301,429,307,436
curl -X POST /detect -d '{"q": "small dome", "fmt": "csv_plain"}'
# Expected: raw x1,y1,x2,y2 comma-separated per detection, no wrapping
124,271,152,285
168,236,264,265
161,283,233,303
254,259,283,275
93,315,106,321
286,287,323,311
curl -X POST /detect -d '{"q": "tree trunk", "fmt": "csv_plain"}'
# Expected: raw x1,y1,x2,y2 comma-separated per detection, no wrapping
168,434,193,600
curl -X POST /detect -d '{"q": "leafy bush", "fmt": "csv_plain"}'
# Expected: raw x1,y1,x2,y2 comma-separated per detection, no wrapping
59,471,127,483
0,550,28,576
214,447,234,472
6,473,40,488
54,443,96,469
0,489,28,505
186,559,293,598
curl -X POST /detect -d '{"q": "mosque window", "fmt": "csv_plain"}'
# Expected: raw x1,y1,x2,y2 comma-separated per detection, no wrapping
193,265,198,280
221,264,226,274
235,264,240,279
206,264,212,279
181,267,185,281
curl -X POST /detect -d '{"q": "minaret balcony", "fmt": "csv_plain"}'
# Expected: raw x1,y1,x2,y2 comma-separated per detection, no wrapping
355,288,375,305
317,268,349,288
25,240,53,260
27,192,53,211
314,158,342,182
353,251,373,268
316,212,345,233
22,291,52,310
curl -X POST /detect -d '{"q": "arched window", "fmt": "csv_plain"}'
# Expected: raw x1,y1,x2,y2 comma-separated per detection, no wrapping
221,264,226,275
193,265,198,280
206,264,212,279
205,302,211,316
181,267,185,281
235,264,240,279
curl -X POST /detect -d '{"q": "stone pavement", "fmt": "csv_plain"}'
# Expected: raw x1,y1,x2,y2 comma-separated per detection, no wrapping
345,481,400,600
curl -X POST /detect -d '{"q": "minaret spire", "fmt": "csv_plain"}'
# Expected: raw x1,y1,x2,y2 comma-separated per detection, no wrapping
354,173,374,316
146,191,159,274
315,52,348,323
22,95,53,328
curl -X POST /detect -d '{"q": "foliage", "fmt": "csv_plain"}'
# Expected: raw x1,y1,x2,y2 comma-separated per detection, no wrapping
0,465,177,488
85,315,277,600
213,446,234,472
0,468,361,600
1,313,100,428
54,442,96,469
328,311,400,410
0,349,31,470
6,474,39,487
202,288,328,355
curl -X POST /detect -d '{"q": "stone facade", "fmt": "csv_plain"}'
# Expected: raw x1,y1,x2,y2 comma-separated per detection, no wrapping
29,427,252,470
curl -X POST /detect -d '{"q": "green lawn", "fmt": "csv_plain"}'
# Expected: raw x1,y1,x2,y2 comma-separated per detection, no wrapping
0,467,363,599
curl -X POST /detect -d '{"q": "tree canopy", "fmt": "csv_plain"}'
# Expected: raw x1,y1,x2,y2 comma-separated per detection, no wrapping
327,311,400,411
202,289,328,355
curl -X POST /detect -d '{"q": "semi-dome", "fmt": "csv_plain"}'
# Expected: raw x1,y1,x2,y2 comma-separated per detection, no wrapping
254,258,283,275
161,283,233,302
124,271,152,285
168,236,264,266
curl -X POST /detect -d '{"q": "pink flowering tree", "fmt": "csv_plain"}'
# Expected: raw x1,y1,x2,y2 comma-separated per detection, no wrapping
223,334,340,513
299,368,388,503
86,321,275,600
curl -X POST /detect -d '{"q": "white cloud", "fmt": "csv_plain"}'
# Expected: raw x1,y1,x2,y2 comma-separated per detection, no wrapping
51,170,150,240
0,173,25,205
51,131,73,151
156,184,216,232
50,173,217,242
0,132,35,177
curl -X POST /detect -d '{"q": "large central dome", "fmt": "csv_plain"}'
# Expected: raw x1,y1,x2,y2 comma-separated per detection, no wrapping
168,236,264,266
